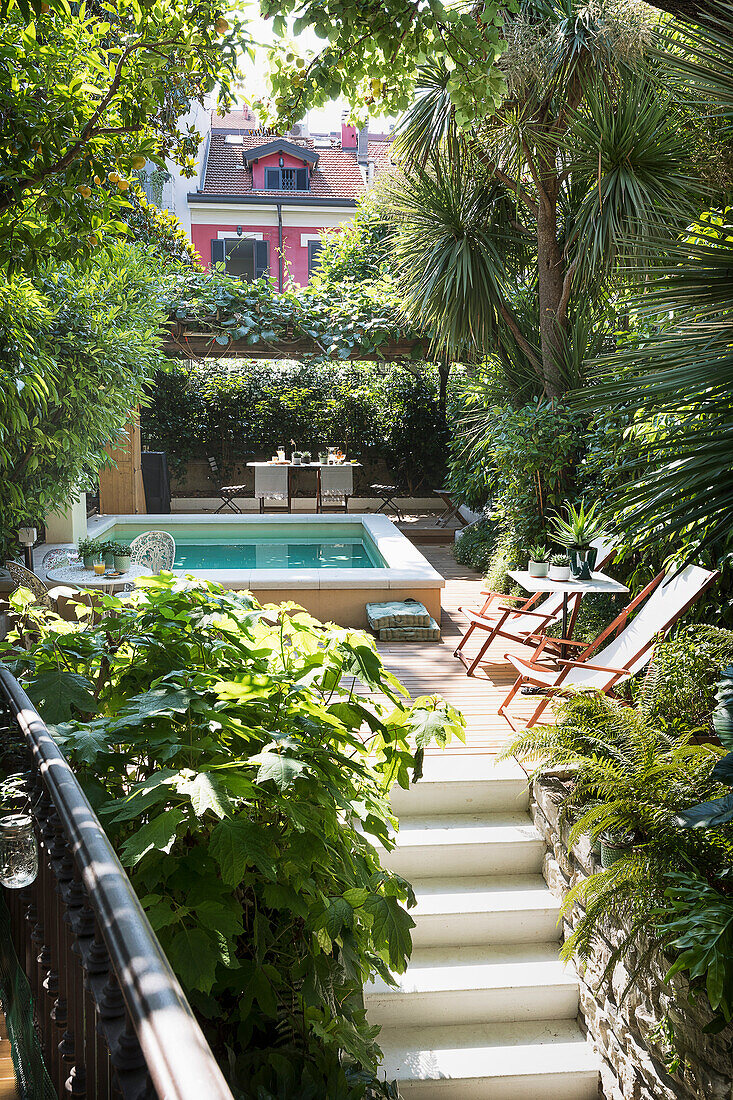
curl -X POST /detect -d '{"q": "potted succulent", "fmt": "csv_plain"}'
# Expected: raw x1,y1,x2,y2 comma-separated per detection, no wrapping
301,450,312,465
527,544,550,578
291,451,302,465
550,500,604,580
78,537,101,570
548,553,571,582
600,830,635,868
112,542,132,573
318,450,328,464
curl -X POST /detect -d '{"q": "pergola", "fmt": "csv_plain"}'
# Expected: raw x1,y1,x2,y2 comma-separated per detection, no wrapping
101,323,434,513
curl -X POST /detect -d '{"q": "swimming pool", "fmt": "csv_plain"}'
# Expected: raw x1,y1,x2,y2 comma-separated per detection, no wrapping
85,515,444,628
94,521,385,570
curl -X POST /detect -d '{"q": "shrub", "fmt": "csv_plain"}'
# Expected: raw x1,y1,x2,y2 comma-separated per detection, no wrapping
2,578,464,1097
645,625,733,729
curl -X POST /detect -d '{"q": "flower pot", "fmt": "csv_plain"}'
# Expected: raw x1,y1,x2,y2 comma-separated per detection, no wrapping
528,560,549,578
569,545,598,581
82,555,95,570
103,551,114,567
292,455,301,465
548,565,571,582
600,834,633,868
113,555,131,573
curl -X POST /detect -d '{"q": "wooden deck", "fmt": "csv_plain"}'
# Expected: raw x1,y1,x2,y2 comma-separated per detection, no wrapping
0,1011,18,1100
360,545,542,755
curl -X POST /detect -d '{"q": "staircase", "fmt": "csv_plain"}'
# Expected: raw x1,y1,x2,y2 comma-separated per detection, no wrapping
366,754,600,1099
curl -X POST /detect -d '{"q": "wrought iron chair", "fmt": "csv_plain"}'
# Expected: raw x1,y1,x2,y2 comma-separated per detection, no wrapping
5,561,54,610
208,456,248,514
129,531,176,573
42,548,81,574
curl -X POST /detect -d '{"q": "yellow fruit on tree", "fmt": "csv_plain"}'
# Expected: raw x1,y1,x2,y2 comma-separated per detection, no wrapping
215,16,229,32
131,154,146,170
93,175,101,185
117,179,129,190
76,184,92,198
108,171,119,183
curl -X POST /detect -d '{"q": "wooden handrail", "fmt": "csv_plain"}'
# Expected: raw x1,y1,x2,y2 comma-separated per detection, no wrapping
0,667,235,1100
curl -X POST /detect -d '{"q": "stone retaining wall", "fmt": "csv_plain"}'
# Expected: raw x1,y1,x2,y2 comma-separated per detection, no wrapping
531,774,733,1100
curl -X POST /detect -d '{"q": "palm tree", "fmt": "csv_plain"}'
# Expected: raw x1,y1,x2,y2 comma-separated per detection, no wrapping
577,1,733,559
384,0,700,399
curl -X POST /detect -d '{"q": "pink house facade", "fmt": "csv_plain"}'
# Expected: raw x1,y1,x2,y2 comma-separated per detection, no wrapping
188,115,393,288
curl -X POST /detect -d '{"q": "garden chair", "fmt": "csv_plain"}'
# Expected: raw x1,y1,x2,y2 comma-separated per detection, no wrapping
370,484,404,522
42,548,80,575
129,531,176,573
5,561,54,610
433,487,469,528
318,465,353,513
208,456,248,514
255,466,291,513
498,563,720,729
454,537,617,676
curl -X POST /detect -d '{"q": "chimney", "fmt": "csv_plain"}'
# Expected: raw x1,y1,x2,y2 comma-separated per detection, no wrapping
357,125,369,166
341,110,357,150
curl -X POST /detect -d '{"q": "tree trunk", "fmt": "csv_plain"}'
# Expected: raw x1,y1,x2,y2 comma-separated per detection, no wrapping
536,194,566,399
438,360,450,421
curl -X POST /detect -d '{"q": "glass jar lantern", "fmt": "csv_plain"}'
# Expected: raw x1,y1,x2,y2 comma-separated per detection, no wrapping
0,814,38,888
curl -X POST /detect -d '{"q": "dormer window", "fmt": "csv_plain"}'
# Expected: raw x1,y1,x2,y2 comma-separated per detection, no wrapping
264,167,309,191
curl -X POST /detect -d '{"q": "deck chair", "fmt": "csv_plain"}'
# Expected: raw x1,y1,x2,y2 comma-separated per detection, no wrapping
454,537,616,677
5,561,54,610
255,465,291,513
499,563,720,729
318,465,353,513
208,456,248,514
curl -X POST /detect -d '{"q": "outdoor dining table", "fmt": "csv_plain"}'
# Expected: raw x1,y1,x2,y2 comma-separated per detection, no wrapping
46,562,154,595
247,461,362,511
507,568,629,660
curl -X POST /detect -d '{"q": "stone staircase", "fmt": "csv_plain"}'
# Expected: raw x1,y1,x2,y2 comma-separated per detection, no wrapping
366,754,600,1099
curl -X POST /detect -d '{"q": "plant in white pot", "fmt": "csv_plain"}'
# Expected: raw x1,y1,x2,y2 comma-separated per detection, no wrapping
550,500,604,580
78,537,101,570
527,543,550,578
548,553,571,582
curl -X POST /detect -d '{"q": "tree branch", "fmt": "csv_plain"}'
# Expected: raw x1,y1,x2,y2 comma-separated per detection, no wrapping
557,257,578,328
498,302,543,378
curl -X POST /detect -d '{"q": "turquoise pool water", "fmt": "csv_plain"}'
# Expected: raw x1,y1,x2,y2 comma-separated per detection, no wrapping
103,522,385,570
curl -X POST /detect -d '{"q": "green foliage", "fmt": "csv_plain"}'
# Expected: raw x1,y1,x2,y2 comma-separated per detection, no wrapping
123,186,200,268
258,0,508,129
452,521,497,575
0,243,165,559
310,197,391,287
2,576,465,1096
549,500,605,550
162,264,426,362
658,869,733,1030
142,361,449,494
0,0,246,270
643,626,733,729
527,544,549,563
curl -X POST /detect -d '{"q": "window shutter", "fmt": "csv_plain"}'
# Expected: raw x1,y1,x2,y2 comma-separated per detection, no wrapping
254,241,269,280
211,239,225,268
264,168,280,190
296,168,308,191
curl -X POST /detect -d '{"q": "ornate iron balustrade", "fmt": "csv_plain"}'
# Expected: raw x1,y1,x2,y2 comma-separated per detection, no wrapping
0,668,235,1100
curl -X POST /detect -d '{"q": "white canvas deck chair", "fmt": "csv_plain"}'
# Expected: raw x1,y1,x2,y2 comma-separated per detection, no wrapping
499,563,720,729
454,537,617,677
255,465,291,513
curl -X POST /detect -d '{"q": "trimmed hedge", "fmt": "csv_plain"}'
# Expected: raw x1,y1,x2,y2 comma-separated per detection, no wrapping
142,361,449,494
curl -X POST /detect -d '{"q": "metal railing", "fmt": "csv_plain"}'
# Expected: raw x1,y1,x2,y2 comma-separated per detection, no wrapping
0,667,235,1100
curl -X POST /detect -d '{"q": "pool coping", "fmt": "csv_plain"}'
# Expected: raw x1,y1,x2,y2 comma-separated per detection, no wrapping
87,513,445,591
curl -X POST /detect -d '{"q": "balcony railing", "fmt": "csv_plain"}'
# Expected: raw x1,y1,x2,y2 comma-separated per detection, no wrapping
0,667,235,1100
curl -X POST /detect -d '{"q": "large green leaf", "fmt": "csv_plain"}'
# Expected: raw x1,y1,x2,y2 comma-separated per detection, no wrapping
209,817,276,884
675,792,733,829
165,928,220,994
249,751,306,790
119,807,185,866
362,894,414,971
110,687,195,729
26,670,97,724
178,772,232,820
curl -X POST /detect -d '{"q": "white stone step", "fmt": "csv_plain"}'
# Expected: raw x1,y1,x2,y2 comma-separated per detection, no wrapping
391,756,529,817
382,813,544,878
410,875,561,947
365,943,578,1027
378,1019,600,1099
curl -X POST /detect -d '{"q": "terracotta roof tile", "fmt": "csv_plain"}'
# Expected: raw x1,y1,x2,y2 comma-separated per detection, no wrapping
201,126,393,201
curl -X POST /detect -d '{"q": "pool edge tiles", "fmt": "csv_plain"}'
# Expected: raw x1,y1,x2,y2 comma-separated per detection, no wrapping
86,514,445,629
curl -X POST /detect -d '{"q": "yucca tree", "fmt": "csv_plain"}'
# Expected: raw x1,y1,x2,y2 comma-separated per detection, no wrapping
577,2,733,559
385,0,701,398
